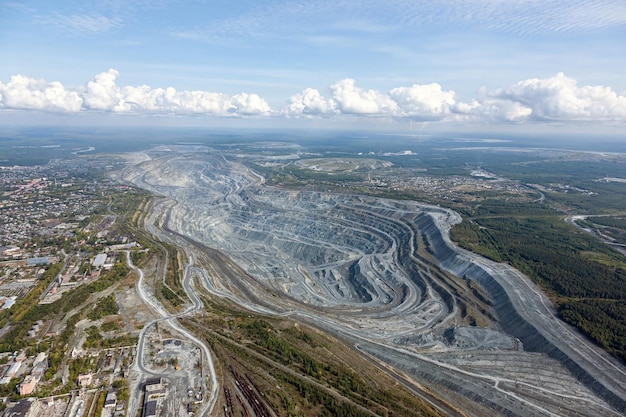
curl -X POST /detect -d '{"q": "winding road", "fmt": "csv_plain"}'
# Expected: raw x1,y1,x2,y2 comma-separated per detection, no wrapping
125,250,218,417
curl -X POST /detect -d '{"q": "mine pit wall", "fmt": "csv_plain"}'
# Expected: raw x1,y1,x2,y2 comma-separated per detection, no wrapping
414,213,626,412
348,260,374,302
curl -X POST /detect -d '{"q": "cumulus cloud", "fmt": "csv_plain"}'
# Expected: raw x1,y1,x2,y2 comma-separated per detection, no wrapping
1,70,626,125
389,83,456,119
286,80,458,120
460,98,533,122
229,93,272,115
0,70,271,117
283,74,626,123
83,69,121,110
0,74,83,112
286,88,335,116
329,79,397,115
492,72,626,121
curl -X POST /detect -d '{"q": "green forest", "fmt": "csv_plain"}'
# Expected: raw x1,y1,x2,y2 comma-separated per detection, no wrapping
451,204,626,363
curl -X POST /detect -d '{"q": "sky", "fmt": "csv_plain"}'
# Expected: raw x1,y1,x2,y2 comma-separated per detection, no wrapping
1,0,626,132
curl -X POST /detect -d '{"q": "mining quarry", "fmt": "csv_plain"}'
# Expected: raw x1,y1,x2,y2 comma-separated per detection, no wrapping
117,147,626,417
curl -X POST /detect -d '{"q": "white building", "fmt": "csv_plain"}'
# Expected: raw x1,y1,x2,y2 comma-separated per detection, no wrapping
5,361,21,378
92,253,107,268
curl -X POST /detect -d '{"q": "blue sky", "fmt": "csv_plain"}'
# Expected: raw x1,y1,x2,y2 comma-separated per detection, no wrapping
1,0,625,131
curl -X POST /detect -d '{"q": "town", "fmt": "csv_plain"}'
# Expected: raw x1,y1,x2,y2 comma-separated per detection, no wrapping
0,157,145,417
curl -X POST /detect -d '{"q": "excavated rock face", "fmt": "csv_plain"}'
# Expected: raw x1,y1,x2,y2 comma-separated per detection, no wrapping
122,151,461,339
417,210,626,412
119,149,626,416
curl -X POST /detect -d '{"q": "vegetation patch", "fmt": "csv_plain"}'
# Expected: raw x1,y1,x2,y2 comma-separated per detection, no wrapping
450,201,626,363
559,300,626,362
189,310,444,417
88,294,119,320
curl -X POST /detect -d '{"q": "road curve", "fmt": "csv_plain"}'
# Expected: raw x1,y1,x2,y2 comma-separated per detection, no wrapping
124,250,219,417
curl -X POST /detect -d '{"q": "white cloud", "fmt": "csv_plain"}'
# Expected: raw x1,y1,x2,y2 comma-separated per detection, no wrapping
172,90,232,114
287,80,459,120
172,0,626,46
462,98,533,122
492,72,626,121
286,88,335,116
1,70,625,125
329,79,397,115
389,83,456,118
117,85,166,112
40,13,122,33
0,70,271,117
83,69,121,111
0,75,83,112
230,93,272,115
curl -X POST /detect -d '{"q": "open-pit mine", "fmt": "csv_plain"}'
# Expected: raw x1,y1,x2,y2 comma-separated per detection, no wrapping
117,146,626,417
